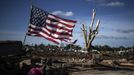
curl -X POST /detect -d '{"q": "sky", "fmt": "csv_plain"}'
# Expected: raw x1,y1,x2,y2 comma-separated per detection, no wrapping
0,0,134,47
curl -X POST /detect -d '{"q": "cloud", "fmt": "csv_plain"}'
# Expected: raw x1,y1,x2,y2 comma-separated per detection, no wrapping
97,35,128,39
116,29,134,33
52,11,74,17
79,30,129,40
101,27,134,34
101,1,125,7
86,0,125,7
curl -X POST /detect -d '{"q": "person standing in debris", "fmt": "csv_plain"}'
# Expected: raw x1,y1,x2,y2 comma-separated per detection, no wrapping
28,64,44,75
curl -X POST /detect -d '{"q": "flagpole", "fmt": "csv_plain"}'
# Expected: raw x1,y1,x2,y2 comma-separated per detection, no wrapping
23,35,27,45
23,0,33,45
59,40,62,51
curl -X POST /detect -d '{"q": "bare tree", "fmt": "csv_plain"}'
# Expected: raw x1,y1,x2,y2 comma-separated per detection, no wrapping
82,9,100,52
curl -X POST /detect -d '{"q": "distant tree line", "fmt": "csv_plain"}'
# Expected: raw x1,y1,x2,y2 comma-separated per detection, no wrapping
24,44,134,52
92,45,134,51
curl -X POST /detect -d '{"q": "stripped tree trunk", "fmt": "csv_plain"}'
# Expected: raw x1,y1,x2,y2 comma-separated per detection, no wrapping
82,9,100,54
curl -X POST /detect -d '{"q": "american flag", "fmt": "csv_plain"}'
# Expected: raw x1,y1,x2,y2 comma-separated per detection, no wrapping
27,6,77,44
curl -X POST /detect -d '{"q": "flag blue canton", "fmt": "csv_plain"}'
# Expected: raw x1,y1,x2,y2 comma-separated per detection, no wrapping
30,6,48,27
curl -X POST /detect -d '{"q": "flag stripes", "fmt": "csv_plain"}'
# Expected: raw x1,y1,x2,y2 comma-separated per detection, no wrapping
47,15,76,27
45,21,73,32
27,6,76,44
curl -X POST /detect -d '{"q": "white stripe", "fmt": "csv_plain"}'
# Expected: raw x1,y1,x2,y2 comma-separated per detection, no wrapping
28,24,42,33
48,15,75,26
30,23,73,34
60,20,75,26
29,24,72,39
46,20,74,30
45,25,72,35
42,28,72,39
39,32,61,43
28,29,35,32
42,27,72,38
29,24,42,29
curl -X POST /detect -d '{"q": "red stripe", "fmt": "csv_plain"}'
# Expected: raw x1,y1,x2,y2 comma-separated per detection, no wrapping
27,30,38,34
28,25,71,39
39,34,60,44
62,39,71,42
45,27,72,36
29,25,72,36
27,31,40,36
47,17,75,28
46,23,73,32
29,25,42,31
27,32,41,37
46,28,72,36
50,14,77,23
27,33,41,37
43,31,71,40
28,29,39,32
42,29,71,40
27,30,60,44
28,25,72,39
27,26,41,35
28,28,72,39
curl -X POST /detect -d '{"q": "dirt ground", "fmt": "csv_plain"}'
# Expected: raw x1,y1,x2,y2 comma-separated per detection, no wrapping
71,70,134,75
